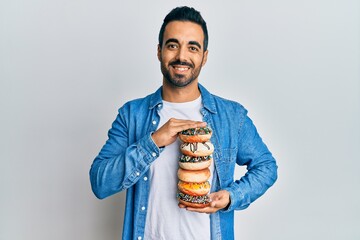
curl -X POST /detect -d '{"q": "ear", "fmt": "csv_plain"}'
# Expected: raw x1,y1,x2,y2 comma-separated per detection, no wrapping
201,50,209,66
157,45,161,61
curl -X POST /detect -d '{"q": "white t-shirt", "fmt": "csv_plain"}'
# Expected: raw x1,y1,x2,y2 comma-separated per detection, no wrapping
144,96,214,240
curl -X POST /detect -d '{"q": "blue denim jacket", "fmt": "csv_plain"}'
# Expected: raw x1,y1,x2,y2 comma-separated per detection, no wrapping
90,84,278,240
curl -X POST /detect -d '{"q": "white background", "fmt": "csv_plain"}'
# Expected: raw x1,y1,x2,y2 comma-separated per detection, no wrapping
1,0,359,239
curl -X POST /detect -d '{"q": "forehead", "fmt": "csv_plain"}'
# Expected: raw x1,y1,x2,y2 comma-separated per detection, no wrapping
163,21,204,46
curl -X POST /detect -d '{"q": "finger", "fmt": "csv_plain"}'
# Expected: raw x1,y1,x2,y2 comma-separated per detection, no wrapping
170,119,206,126
174,122,207,133
168,118,206,125
209,198,222,208
186,206,213,213
186,206,219,214
168,126,204,137
174,121,206,128
178,203,187,208
208,194,220,203
208,196,224,208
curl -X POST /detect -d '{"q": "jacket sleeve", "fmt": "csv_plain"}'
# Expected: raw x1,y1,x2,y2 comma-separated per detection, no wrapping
223,115,278,211
89,106,161,199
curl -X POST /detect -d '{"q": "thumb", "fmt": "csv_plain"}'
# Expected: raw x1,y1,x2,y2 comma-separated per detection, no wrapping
208,193,220,207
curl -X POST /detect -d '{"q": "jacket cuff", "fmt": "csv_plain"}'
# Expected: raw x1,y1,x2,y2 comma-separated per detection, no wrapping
221,183,250,212
136,132,163,165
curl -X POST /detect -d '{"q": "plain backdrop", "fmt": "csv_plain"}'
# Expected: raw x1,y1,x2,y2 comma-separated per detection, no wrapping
1,0,359,239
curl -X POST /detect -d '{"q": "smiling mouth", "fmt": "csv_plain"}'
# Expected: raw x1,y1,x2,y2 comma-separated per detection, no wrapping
172,65,190,72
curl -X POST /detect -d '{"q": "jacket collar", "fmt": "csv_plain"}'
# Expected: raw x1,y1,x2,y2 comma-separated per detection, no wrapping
148,86,163,109
149,83,217,114
198,83,217,114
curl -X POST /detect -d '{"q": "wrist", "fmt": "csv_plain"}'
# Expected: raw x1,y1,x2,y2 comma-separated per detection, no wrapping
151,131,164,148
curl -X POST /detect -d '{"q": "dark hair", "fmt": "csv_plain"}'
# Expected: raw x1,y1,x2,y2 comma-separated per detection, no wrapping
158,6,208,51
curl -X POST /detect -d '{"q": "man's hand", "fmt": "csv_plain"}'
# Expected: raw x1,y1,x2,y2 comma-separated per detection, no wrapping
178,190,231,214
151,118,206,147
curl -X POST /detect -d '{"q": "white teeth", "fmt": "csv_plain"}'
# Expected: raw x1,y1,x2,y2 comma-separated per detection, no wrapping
175,67,189,71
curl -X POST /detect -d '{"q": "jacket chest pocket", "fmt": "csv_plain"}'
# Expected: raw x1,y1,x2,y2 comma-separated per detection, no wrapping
214,148,237,188
216,148,237,163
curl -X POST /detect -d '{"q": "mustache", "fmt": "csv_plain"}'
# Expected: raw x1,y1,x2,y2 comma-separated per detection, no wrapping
170,60,193,68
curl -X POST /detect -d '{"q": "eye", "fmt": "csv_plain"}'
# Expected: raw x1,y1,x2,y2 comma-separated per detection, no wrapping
189,46,199,52
167,44,178,49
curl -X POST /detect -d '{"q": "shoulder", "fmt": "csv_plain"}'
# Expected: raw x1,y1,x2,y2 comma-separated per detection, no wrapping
118,89,158,114
199,83,247,116
122,96,149,108
211,93,248,116
205,91,249,129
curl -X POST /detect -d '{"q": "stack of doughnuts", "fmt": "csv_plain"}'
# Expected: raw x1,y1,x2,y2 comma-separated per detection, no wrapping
177,127,214,208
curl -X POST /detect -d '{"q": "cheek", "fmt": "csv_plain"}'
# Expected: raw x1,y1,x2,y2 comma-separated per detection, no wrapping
161,55,173,66
194,57,204,67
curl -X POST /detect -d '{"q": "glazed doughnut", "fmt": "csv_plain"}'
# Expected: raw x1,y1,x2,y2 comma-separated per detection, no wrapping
177,168,210,183
180,141,214,157
178,180,210,196
179,127,212,143
178,154,212,170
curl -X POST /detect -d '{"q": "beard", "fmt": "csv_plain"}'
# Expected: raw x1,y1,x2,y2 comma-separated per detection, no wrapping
160,59,203,88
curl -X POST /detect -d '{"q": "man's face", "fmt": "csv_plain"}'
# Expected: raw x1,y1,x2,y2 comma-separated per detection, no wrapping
158,21,208,88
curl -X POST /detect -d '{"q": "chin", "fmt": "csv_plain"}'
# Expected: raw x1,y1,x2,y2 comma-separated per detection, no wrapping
166,76,196,88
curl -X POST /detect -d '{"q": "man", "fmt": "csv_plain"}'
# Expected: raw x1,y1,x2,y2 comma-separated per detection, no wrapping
90,6,277,240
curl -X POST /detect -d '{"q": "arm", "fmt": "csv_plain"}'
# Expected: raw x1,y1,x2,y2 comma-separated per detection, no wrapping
223,115,278,211
184,115,277,213
90,108,207,199
89,107,160,199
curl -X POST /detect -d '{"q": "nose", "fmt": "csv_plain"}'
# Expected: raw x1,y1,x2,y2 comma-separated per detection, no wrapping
176,45,188,62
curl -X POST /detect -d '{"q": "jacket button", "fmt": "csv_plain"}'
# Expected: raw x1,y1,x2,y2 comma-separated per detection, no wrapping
136,172,140,176
152,152,156,157
143,176,148,181
137,237,142,240
152,120,157,125
141,206,146,211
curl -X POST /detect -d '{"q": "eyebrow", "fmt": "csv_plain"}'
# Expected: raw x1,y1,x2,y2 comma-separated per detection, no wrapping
165,38,180,45
189,41,202,50
164,38,202,50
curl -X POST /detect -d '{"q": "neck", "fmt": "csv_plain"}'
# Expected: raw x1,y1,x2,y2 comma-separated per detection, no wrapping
162,79,201,103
